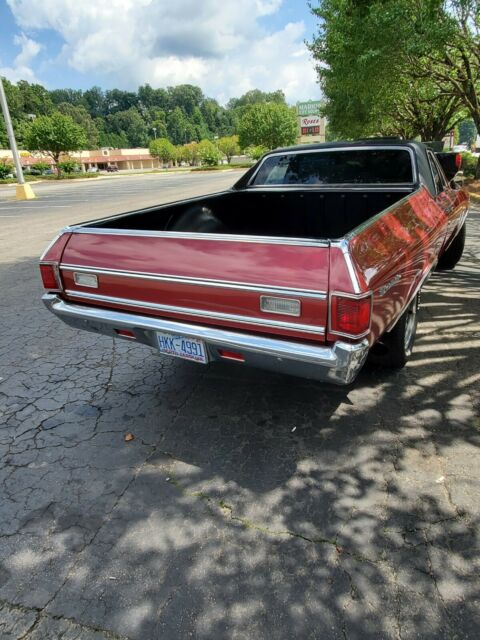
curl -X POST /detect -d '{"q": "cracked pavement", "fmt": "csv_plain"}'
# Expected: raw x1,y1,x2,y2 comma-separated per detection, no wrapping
0,174,479,639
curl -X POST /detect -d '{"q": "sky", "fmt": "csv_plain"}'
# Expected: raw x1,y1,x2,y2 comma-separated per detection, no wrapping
0,0,321,105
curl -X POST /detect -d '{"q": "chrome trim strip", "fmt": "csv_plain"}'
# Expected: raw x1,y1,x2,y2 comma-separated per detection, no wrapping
65,225,330,247
39,231,67,261
60,264,328,300
249,145,418,186
64,289,326,335
331,239,361,294
243,186,414,193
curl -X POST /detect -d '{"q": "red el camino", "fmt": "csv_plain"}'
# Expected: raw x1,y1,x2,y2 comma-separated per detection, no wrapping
40,140,469,385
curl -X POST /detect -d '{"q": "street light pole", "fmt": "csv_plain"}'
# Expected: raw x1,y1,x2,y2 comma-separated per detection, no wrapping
0,76,35,200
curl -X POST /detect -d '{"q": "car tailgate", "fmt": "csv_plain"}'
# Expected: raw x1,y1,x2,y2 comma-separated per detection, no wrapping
59,231,330,342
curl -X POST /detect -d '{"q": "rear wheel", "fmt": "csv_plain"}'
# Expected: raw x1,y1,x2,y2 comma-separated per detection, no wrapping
437,222,466,270
369,294,419,369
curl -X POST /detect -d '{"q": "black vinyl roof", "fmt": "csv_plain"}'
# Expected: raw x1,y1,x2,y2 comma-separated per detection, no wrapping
271,138,428,155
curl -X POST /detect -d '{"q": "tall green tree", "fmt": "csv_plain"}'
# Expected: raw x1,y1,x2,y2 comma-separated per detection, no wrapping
25,113,87,176
105,108,149,147
57,103,99,148
167,107,196,144
149,137,176,165
83,86,106,118
217,135,240,162
310,0,480,166
238,103,297,150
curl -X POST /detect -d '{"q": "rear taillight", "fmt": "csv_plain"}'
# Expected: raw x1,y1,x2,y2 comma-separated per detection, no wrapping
330,293,372,338
39,263,62,291
455,153,462,169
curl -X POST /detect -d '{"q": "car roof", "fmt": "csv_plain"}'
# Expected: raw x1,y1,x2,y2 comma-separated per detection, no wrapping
271,138,428,155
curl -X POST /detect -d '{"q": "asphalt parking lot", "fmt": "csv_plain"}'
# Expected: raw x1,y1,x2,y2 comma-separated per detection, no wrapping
0,173,479,639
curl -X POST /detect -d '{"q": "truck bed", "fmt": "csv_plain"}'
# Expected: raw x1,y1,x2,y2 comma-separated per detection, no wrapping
82,187,414,239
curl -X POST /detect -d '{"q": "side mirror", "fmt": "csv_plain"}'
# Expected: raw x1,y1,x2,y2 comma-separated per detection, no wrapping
436,152,462,181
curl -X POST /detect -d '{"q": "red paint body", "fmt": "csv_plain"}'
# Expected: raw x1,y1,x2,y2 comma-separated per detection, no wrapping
41,182,468,348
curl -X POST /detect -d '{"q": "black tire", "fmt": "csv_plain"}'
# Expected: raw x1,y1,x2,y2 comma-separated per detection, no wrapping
369,294,419,369
437,222,466,270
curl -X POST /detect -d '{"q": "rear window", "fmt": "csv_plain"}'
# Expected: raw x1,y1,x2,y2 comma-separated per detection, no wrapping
251,149,414,186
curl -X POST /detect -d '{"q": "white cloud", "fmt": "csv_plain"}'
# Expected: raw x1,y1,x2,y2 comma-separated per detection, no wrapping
6,0,319,102
0,32,42,82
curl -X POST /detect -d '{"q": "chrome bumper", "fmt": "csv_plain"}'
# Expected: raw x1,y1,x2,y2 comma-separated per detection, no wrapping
43,294,369,385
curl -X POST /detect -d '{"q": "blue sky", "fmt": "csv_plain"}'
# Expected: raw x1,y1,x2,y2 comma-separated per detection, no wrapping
0,0,320,104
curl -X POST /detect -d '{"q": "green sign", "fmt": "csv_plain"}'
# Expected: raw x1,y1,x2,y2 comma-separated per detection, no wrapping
297,100,322,116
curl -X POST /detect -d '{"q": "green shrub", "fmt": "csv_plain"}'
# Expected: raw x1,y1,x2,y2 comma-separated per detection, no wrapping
57,159,79,174
0,161,13,179
31,162,51,174
198,140,222,166
245,145,268,161
460,152,478,178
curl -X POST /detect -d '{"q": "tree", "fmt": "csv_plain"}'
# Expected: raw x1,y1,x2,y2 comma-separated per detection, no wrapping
309,1,462,139
238,103,297,150
168,84,204,116
201,98,234,136
57,159,79,174
179,142,201,165
57,103,99,148
197,139,221,166
245,145,268,160
97,131,129,148
25,113,87,176
227,89,286,110
16,80,53,116
50,88,85,108
458,120,477,147
310,1,480,172
217,135,240,162
104,89,138,114
167,107,196,144
105,108,149,147
149,138,176,165
83,86,106,118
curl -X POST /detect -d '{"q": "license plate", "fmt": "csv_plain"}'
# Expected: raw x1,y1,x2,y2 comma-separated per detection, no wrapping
156,332,208,364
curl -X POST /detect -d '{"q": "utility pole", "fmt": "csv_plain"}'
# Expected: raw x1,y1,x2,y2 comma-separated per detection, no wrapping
0,76,35,200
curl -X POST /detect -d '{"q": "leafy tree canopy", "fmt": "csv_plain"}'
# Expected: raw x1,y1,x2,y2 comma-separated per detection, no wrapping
309,0,478,145
25,112,87,174
217,135,240,162
238,102,297,150
149,137,176,163
1,79,299,152
56,102,98,148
